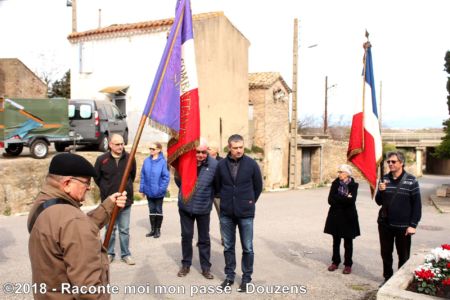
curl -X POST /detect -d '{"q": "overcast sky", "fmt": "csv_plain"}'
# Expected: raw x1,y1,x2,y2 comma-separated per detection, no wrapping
0,0,448,129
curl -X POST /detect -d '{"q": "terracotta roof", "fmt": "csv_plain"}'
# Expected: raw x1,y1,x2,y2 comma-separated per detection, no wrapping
68,11,225,42
248,72,292,93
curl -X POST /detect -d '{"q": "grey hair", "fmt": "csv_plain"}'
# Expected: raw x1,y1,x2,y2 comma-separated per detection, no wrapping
228,134,244,145
47,174,66,181
386,151,405,164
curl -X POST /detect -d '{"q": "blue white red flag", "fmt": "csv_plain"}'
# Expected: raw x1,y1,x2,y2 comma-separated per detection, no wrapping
348,41,382,196
144,0,200,202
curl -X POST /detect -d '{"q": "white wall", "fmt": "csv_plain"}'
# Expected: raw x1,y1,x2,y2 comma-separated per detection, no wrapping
70,32,170,143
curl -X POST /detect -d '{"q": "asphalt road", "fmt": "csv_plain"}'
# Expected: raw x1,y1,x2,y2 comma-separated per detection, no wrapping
0,175,449,299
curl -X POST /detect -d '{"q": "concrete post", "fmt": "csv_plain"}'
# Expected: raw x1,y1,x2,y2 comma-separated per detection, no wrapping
416,147,424,176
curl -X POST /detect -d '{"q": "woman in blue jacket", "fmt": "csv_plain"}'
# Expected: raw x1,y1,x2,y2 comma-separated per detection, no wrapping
140,142,170,238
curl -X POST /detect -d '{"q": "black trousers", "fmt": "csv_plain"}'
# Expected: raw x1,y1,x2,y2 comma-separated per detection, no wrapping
378,224,411,280
332,235,353,267
179,209,211,271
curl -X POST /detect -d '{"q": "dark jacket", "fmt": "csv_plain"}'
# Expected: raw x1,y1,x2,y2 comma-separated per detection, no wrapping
324,177,360,239
375,171,422,229
139,153,170,198
94,151,136,207
177,155,218,215
214,154,263,218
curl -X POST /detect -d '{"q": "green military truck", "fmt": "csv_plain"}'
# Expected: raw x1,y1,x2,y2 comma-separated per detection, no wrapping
0,97,74,159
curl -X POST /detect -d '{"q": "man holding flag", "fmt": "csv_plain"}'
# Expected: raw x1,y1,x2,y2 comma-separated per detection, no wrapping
375,151,421,286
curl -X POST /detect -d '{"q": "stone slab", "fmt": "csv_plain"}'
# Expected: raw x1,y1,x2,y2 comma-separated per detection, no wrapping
377,250,442,300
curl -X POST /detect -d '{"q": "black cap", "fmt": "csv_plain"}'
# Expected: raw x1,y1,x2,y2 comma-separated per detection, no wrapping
49,153,97,178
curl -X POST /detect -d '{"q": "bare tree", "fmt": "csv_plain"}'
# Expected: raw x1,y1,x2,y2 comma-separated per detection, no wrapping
297,114,321,134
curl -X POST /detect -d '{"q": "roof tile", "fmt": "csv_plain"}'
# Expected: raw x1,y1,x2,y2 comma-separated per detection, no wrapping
68,11,224,42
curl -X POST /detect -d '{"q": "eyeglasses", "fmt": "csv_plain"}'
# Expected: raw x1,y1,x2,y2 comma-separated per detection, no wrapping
149,148,156,151
113,143,124,146
196,150,207,154
386,160,399,164
70,177,91,188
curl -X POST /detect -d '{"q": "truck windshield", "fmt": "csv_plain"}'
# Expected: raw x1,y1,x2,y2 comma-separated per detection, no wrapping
69,104,92,119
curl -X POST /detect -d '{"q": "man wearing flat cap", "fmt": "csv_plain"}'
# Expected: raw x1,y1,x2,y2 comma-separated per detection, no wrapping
27,153,127,300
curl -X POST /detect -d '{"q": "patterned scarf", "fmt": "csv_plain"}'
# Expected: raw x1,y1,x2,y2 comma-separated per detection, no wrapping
338,177,351,196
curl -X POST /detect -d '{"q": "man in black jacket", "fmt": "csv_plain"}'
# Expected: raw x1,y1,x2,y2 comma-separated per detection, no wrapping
215,134,263,292
375,151,421,285
94,134,136,265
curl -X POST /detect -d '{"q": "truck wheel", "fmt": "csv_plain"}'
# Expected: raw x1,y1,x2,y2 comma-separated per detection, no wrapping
5,144,24,156
54,142,67,152
98,135,109,152
30,139,49,159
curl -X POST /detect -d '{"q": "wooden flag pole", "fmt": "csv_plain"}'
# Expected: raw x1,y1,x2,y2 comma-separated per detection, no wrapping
103,5,186,248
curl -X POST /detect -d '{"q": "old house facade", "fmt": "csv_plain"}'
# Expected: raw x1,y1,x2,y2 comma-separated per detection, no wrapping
249,72,291,189
67,12,250,146
0,58,47,98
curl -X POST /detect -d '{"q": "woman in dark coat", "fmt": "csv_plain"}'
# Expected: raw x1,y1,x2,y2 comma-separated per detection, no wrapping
324,164,360,274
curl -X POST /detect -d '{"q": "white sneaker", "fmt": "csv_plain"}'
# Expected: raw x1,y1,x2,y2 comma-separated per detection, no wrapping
121,256,136,265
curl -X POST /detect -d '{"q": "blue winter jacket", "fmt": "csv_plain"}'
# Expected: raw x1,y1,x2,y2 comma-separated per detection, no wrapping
177,155,218,215
139,153,170,198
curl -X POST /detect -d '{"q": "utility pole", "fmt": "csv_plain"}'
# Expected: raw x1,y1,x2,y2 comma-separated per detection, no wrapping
71,0,77,33
324,75,337,134
289,19,298,189
324,76,328,134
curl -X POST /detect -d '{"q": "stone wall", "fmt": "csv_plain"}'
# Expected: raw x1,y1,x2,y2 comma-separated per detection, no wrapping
250,81,290,189
0,58,47,98
0,141,419,215
321,139,418,184
0,149,181,215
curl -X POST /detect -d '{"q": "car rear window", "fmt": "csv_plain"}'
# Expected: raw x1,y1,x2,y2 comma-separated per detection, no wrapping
69,104,93,120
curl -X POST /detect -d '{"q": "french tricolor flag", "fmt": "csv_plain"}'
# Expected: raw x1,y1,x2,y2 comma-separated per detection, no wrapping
144,0,200,202
348,40,382,196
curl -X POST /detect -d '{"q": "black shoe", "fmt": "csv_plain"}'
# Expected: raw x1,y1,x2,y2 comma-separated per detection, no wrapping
153,228,161,238
219,279,233,290
237,282,250,293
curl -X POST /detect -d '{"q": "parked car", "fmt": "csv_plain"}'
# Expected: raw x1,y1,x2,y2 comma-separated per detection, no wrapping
54,99,128,152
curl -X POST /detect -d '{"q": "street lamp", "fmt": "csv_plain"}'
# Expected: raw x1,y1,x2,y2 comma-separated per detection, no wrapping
324,75,337,134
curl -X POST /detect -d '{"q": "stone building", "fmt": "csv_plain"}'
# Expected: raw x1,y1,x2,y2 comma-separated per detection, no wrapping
249,72,291,189
67,12,250,147
0,58,47,98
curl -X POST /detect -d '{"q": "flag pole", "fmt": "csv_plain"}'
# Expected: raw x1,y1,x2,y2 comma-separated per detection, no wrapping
103,5,186,248
362,30,377,197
